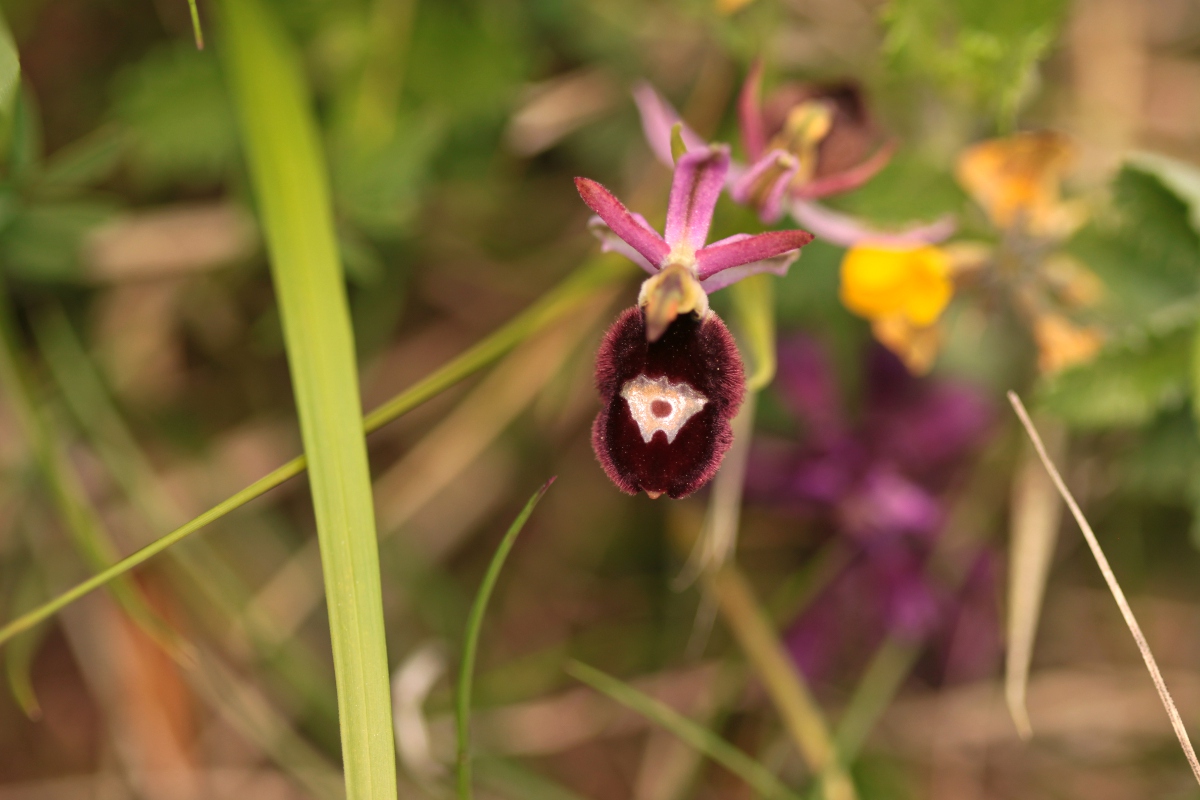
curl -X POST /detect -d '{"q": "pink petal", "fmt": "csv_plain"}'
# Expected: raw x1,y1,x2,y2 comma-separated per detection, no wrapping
575,177,670,268
632,82,710,168
587,215,658,275
794,140,896,199
695,229,814,279
738,60,767,162
730,149,799,224
699,253,795,293
789,200,956,247
665,146,730,254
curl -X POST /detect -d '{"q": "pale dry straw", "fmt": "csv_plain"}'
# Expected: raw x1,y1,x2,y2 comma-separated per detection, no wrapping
1008,391,1200,786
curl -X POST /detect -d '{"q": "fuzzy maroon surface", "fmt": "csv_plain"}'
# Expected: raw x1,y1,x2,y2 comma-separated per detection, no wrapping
592,307,745,499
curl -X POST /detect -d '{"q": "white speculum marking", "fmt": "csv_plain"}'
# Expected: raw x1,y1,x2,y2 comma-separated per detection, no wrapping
619,374,708,444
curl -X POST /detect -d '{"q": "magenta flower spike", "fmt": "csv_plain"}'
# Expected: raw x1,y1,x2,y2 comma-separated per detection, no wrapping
575,146,813,498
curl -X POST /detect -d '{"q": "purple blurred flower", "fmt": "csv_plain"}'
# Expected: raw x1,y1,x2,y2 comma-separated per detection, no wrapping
753,334,998,683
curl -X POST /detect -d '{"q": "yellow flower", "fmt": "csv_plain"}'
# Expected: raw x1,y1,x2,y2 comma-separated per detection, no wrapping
1033,313,1103,374
839,242,953,326
955,131,1086,238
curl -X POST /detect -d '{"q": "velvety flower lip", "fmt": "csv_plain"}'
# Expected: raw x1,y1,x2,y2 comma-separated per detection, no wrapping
592,308,744,499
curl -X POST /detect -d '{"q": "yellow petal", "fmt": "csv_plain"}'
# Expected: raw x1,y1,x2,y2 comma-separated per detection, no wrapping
840,242,953,326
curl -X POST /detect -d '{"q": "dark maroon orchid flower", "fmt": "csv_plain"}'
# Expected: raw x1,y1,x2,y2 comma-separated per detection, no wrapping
576,146,813,498
632,68,954,247
749,335,999,682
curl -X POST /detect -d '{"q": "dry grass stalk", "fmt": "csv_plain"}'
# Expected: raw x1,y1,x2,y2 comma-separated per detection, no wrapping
1007,391,1200,786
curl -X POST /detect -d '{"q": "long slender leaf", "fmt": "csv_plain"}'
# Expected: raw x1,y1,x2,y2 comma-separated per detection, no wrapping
219,0,394,796
567,660,802,800
4,569,46,720
457,479,555,799
0,255,627,649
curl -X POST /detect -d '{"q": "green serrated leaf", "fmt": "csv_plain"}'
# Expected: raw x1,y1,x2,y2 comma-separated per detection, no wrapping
1069,168,1200,320
1038,323,1193,429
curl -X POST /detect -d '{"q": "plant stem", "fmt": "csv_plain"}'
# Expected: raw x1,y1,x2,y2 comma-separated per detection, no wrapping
705,565,857,800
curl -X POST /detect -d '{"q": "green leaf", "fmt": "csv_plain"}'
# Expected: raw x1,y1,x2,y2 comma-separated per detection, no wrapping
1038,322,1193,429
219,0,396,797
112,43,237,186
457,479,555,799
4,569,46,720
332,114,442,239
1070,168,1200,319
882,0,1066,125
1127,151,1200,234
0,8,19,120
566,660,803,800
36,127,128,193
0,201,114,282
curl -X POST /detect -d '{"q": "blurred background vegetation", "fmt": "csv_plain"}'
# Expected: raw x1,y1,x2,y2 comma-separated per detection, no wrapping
3,0,1200,797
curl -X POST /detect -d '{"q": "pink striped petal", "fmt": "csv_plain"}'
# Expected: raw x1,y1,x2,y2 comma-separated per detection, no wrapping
730,149,800,224
795,140,896,199
632,82,710,168
738,60,767,162
575,177,670,268
665,146,730,254
695,229,814,279
789,200,956,247
587,215,658,275
699,252,795,293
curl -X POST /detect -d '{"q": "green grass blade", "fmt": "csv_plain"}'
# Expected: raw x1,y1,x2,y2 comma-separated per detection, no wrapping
187,0,205,49
5,570,46,720
0,286,187,661
0,255,626,651
219,0,395,796
34,306,340,729
457,479,555,800
566,660,802,800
